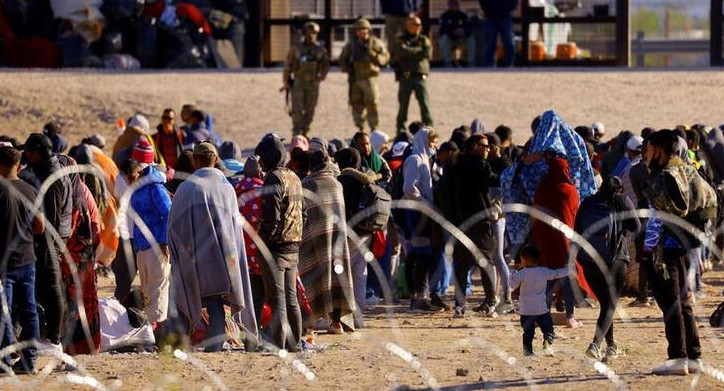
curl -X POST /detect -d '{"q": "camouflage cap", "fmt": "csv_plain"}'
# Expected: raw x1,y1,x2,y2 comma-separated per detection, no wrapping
304,21,320,33
355,18,371,30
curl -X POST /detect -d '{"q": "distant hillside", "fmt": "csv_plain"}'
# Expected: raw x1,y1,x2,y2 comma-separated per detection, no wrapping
633,0,709,19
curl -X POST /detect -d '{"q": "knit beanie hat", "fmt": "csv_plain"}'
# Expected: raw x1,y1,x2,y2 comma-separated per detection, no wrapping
243,155,262,177
131,138,155,164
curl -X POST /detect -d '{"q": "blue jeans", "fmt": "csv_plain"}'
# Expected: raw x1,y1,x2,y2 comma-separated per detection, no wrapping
484,17,515,67
428,250,452,297
1,263,40,369
201,296,227,352
546,277,575,319
520,312,554,354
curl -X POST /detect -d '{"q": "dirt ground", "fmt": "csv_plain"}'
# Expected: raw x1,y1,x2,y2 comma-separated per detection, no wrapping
2,69,724,149
1,69,724,390
3,270,723,390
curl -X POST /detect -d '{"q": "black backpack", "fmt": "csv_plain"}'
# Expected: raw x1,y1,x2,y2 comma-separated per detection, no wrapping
355,182,392,234
710,301,724,327
575,196,618,265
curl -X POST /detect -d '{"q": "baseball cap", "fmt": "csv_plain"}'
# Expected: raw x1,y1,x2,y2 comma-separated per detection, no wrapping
626,135,644,151
592,122,605,136
193,141,218,157
391,141,409,158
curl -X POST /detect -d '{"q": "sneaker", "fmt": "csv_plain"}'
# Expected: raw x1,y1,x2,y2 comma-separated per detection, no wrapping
629,298,651,308
585,343,602,361
496,300,515,314
410,298,443,312
653,358,689,376
473,302,497,316
524,349,535,357
430,294,450,311
365,294,381,306
452,306,466,319
541,341,555,357
566,318,583,328
327,322,344,335
604,345,624,361
37,340,63,357
688,358,703,374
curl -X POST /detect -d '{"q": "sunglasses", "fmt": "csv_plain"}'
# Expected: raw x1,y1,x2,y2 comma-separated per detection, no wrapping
479,143,490,149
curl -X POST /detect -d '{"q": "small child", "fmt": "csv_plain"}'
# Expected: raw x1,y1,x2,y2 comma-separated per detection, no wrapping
509,245,569,356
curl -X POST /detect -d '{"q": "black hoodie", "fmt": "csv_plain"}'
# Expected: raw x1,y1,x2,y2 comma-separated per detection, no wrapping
255,134,306,254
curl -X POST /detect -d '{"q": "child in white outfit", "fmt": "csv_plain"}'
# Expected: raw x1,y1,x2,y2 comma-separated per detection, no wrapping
510,245,569,356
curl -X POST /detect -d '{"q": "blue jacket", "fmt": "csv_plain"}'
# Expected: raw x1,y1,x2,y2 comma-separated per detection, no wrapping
131,166,172,251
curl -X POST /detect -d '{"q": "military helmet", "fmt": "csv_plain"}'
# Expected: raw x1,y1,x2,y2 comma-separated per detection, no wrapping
355,18,371,30
304,21,320,33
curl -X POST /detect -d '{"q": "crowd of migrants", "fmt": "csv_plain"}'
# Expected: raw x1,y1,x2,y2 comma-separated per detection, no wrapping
0,106,723,378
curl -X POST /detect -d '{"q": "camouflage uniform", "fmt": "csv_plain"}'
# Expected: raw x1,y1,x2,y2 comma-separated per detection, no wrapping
339,19,390,131
283,23,330,136
394,30,433,131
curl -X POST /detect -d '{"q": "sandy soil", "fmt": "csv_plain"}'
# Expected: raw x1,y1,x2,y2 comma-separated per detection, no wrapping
3,271,723,390
1,69,724,390
2,69,724,150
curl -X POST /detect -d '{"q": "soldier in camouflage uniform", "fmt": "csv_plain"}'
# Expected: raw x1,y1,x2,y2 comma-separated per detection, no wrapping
394,15,433,132
339,18,390,132
283,22,330,136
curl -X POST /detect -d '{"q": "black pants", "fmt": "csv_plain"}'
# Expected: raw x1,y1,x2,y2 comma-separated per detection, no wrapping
580,259,626,346
520,313,554,354
634,233,650,300
407,248,435,297
453,242,495,308
111,239,136,302
642,248,701,360
35,247,66,345
261,251,302,351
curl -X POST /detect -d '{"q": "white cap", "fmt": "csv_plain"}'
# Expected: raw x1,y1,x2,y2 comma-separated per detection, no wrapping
391,141,409,158
626,135,643,151
128,114,150,134
592,122,605,136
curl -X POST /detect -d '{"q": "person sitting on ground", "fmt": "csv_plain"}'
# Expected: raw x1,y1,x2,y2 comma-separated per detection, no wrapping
510,245,569,356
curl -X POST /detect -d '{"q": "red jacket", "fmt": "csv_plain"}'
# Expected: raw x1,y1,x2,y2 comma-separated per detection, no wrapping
532,158,579,269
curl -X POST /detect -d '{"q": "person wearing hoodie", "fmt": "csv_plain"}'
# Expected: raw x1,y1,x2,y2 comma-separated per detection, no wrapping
43,122,67,154
19,133,73,356
300,140,356,335
351,131,392,182
129,139,172,327
438,134,499,317
531,153,583,329
182,110,212,149
255,133,305,351
401,128,440,311
337,147,378,327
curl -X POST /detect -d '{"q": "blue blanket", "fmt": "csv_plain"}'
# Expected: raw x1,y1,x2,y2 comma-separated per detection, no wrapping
501,110,597,244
